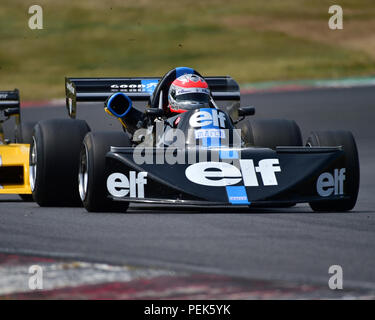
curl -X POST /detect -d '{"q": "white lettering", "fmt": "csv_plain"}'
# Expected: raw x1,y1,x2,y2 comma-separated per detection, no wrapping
185,162,242,187
189,110,226,128
107,172,147,198
317,169,345,197
28,5,43,30
328,265,343,289
328,5,343,30
28,265,43,290
186,159,281,187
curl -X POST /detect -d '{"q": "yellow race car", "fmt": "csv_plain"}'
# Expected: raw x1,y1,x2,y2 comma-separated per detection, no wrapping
0,89,33,200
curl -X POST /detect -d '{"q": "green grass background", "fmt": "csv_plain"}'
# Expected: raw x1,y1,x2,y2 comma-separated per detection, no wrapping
0,0,374,99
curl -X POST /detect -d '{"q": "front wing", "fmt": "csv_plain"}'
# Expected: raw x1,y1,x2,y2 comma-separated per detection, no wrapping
103,146,348,206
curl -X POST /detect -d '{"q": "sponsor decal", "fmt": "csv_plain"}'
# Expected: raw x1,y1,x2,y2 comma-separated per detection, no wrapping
107,171,147,198
189,109,226,128
219,149,239,159
226,186,250,204
110,81,158,93
176,73,200,84
176,87,210,95
195,128,225,139
174,116,181,127
141,80,158,93
66,82,75,95
185,159,281,187
317,168,345,197
0,94,8,99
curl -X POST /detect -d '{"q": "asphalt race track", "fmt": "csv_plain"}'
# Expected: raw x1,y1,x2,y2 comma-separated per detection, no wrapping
1,86,374,297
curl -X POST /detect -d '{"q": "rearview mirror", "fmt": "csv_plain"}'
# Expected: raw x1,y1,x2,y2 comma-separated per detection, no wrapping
145,108,164,118
3,108,20,117
105,92,132,118
238,106,255,117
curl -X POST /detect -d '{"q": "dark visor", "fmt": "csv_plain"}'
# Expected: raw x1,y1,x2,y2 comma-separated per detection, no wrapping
175,93,210,103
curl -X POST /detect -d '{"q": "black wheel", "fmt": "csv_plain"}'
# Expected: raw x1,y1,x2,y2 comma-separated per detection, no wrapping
19,194,34,201
237,119,302,149
237,119,301,209
16,121,37,201
79,131,131,212
30,119,90,206
307,131,359,212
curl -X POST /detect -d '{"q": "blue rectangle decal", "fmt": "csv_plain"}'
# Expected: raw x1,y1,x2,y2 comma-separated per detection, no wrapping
219,149,239,159
141,79,159,94
226,186,250,205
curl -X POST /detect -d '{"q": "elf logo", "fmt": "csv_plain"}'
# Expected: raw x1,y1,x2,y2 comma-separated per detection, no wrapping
189,109,226,128
107,171,147,198
317,168,345,197
185,159,281,187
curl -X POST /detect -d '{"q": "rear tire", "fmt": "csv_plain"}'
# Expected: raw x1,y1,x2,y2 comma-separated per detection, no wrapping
307,130,360,212
79,132,131,212
30,119,90,206
237,119,302,149
19,195,34,201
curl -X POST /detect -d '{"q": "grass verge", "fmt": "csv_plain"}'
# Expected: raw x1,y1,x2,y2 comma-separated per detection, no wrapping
0,0,374,100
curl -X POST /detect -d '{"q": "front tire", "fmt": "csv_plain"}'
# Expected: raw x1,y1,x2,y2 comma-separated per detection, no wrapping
307,130,360,212
79,132,131,212
237,119,302,149
30,119,90,206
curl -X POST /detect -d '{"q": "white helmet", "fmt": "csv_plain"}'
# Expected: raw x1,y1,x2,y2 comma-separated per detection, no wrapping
168,74,210,113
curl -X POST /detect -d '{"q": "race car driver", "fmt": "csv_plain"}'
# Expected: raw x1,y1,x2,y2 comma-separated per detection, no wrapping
167,73,211,115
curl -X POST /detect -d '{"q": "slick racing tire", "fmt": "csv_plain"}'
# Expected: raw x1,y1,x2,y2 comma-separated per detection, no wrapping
237,119,303,149
30,119,91,206
237,119,302,208
79,132,131,213
16,121,37,201
307,131,359,212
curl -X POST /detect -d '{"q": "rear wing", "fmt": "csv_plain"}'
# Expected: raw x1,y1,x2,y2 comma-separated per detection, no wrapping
65,76,240,119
